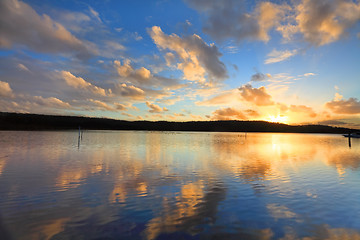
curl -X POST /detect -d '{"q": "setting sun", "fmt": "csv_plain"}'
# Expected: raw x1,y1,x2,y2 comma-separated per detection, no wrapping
267,115,289,124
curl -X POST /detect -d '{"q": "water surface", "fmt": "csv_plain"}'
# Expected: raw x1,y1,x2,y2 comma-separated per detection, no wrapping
0,131,360,239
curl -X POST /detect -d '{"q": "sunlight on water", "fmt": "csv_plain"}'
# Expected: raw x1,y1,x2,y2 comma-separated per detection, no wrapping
0,131,360,239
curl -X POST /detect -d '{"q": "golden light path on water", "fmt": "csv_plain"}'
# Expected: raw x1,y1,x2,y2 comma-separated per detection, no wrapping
0,131,359,239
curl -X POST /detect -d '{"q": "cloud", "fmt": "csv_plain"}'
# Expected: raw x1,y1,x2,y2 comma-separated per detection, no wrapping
211,107,247,120
196,89,240,106
32,96,71,109
251,72,272,82
186,0,360,46
88,6,101,22
114,103,127,111
326,97,360,114
0,0,92,59
304,72,315,77
148,26,227,83
0,81,14,98
106,41,126,51
185,0,287,43
157,96,181,105
334,93,343,101
238,84,274,106
61,71,107,96
290,105,317,118
114,59,180,88
17,63,30,72
265,49,298,64
296,0,360,46
114,59,151,82
146,101,168,113
113,83,145,100
317,120,348,126
88,99,114,111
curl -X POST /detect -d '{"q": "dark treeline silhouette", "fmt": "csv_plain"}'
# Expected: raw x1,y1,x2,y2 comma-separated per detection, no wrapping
0,112,357,133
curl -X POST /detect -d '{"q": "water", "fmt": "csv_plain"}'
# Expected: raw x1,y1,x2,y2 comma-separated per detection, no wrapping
0,131,359,240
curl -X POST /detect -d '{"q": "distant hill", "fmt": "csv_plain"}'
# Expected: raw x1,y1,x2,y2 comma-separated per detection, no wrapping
0,112,357,133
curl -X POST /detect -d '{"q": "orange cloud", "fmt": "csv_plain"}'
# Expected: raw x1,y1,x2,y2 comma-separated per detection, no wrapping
296,0,360,46
265,49,298,64
196,89,240,106
88,99,115,111
238,84,274,106
61,71,107,96
290,104,317,118
114,60,152,82
32,96,71,109
0,81,13,98
148,26,227,83
326,97,360,114
146,102,168,113
211,107,248,120
113,83,145,100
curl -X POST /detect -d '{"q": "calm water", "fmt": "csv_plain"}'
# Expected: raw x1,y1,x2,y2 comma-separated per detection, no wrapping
0,131,360,240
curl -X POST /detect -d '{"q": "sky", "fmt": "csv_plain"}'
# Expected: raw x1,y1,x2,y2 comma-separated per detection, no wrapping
0,0,360,127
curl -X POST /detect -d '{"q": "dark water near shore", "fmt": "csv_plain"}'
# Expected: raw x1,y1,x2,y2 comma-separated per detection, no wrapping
0,131,359,239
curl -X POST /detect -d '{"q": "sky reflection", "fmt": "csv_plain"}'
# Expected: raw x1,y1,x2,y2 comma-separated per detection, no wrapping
0,131,359,239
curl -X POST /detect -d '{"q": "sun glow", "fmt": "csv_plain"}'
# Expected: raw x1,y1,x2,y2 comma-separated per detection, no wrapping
267,115,289,124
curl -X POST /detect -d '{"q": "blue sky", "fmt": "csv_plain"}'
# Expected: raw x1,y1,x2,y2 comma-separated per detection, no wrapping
0,0,360,127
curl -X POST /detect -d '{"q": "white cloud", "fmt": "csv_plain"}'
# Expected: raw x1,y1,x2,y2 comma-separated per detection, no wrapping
265,49,298,64
89,6,101,22
146,101,168,113
303,73,315,77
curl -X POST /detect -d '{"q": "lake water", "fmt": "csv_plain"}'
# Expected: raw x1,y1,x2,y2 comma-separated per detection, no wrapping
0,131,360,240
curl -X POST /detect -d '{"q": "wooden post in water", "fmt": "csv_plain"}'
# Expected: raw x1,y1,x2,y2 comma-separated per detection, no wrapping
348,134,352,148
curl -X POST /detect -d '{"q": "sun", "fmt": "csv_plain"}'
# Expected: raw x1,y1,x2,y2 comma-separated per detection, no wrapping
267,115,289,124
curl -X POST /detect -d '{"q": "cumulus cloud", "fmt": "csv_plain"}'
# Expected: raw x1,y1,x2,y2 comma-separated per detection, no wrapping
326,97,360,114
251,72,272,82
265,49,298,64
290,105,317,118
0,81,14,98
0,0,92,59
146,101,168,113
61,71,107,96
114,59,151,81
238,84,274,106
185,0,287,43
113,83,145,100
148,26,227,83
296,0,360,46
